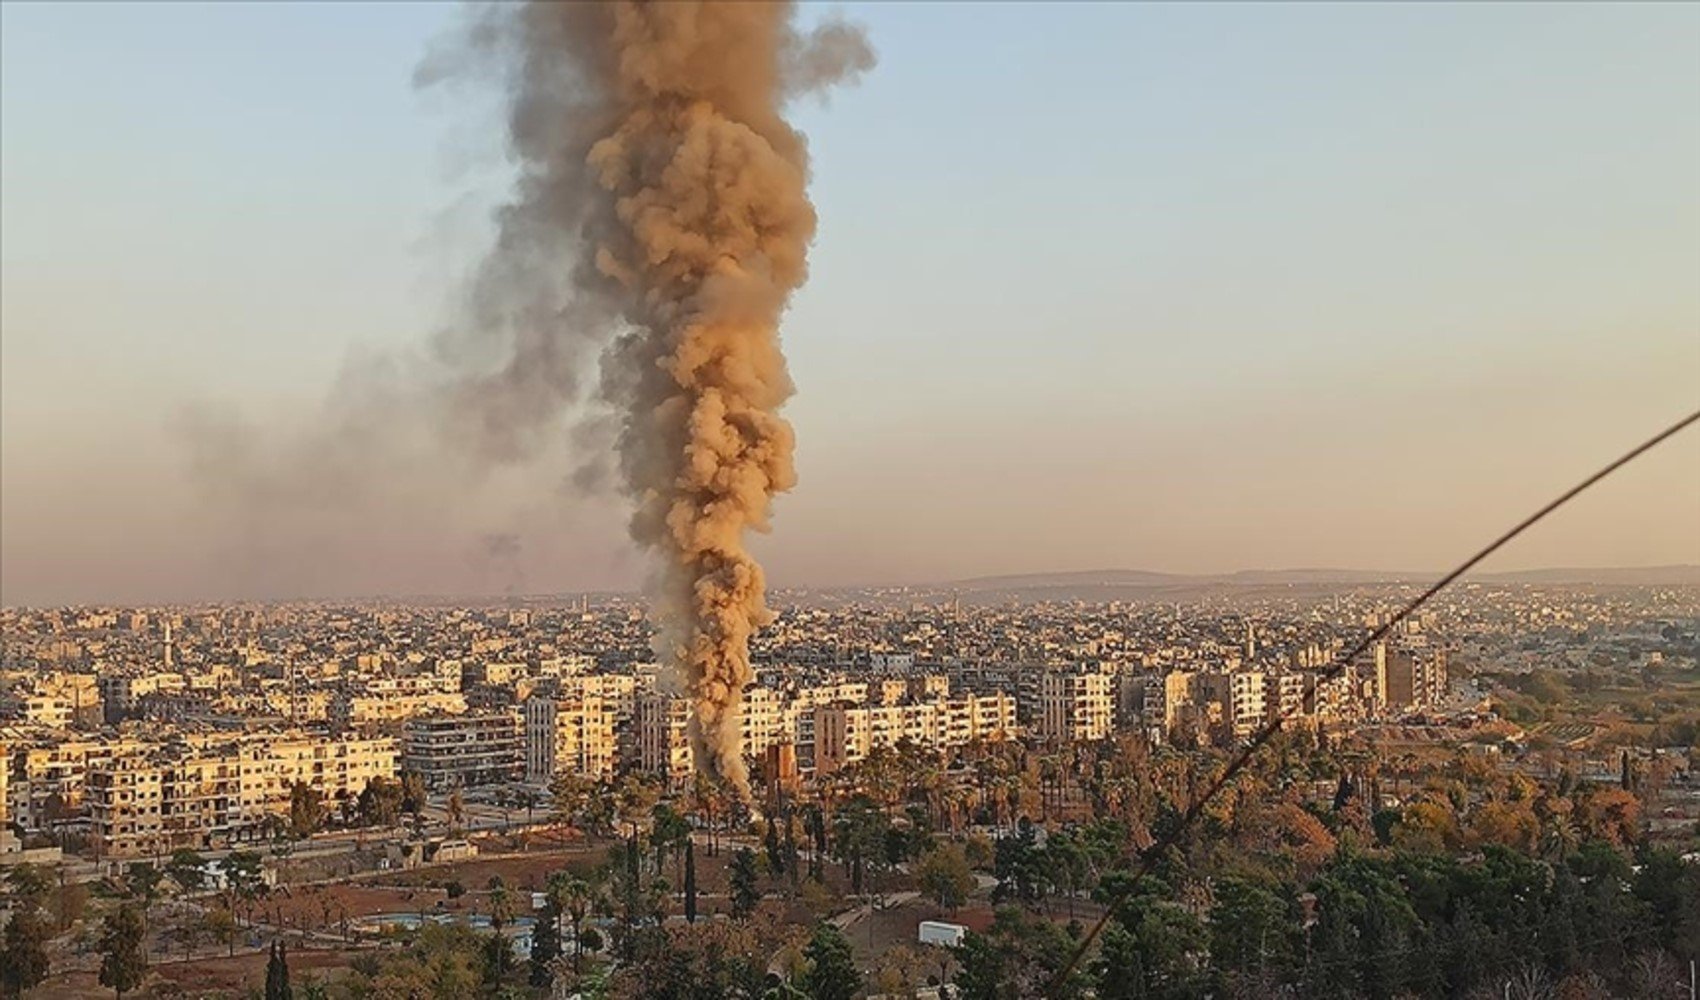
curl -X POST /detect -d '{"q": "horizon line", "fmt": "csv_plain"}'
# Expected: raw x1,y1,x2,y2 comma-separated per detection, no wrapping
4,560,1697,610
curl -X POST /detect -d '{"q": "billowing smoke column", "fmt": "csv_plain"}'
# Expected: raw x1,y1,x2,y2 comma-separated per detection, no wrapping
479,2,872,798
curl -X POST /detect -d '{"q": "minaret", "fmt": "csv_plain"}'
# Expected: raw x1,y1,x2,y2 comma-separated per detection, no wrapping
163,621,174,669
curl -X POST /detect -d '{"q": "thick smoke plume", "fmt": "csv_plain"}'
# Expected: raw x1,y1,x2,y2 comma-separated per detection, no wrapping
178,1,868,795
454,2,872,797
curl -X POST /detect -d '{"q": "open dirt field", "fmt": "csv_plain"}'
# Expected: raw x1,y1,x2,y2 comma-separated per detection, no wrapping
43,946,368,999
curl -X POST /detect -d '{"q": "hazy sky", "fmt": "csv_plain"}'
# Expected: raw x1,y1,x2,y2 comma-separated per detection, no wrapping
3,2,1698,606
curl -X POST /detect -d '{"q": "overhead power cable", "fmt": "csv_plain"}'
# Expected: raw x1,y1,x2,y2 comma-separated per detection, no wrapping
1048,406,1700,996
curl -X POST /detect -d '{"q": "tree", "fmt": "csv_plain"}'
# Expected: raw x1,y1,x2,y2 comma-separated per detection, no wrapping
513,787,539,848
222,851,267,927
399,771,428,820
488,883,515,932
957,908,1083,1000
729,848,761,919
1575,787,1640,848
1043,829,1092,916
98,904,147,999
165,912,203,964
166,850,206,893
556,872,601,973
356,776,404,828
40,793,72,848
51,880,87,935
652,803,692,884
123,863,162,909
689,772,725,857
446,788,467,832
615,775,660,838
953,930,1008,1000
992,822,1046,906
604,921,765,999
529,891,561,988
917,844,975,913
122,863,163,961
764,816,784,878
288,782,325,840
481,932,515,991
830,795,889,897
1208,876,1298,991
1092,875,1207,1000
683,838,699,923
1470,799,1539,853
1392,799,1462,855
803,803,827,880
4,867,51,908
265,940,293,1000
0,908,50,999
202,907,239,958
798,924,860,1000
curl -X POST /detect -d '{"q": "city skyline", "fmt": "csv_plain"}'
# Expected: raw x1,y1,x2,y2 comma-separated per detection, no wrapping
4,2,1698,606
1,6,1696,998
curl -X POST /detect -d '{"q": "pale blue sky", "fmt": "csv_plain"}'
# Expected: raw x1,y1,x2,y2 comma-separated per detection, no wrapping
3,2,1698,603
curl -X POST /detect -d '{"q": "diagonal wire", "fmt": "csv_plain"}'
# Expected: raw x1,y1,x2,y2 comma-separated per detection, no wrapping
1047,406,1700,996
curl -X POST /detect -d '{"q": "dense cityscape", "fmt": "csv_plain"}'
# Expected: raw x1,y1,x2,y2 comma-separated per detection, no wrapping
5,1,1698,998
0,580,1693,997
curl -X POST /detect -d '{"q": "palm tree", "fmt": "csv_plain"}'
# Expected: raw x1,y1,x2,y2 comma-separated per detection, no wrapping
488,882,516,932
1038,755,1061,822
547,871,599,973
651,804,692,886
615,775,660,840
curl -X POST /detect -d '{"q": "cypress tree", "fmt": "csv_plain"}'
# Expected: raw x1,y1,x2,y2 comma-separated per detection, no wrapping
683,838,698,923
264,940,292,1000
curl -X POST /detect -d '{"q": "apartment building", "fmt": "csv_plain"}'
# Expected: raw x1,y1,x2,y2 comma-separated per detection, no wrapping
331,690,468,727
1265,672,1308,726
7,734,152,832
559,673,638,764
524,693,619,783
635,693,693,783
3,672,102,730
0,741,13,855
1036,669,1114,743
635,687,812,784
814,692,1015,774
1352,640,1389,713
1384,648,1448,710
86,755,165,858
87,732,398,858
741,686,797,760
1199,671,1267,739
402,712,523,790
1303,670,1359,724
235,732,397,808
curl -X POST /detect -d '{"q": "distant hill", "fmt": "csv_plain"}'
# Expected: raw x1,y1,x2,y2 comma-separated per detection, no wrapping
1471,565,1700,585
937,564,1700,594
